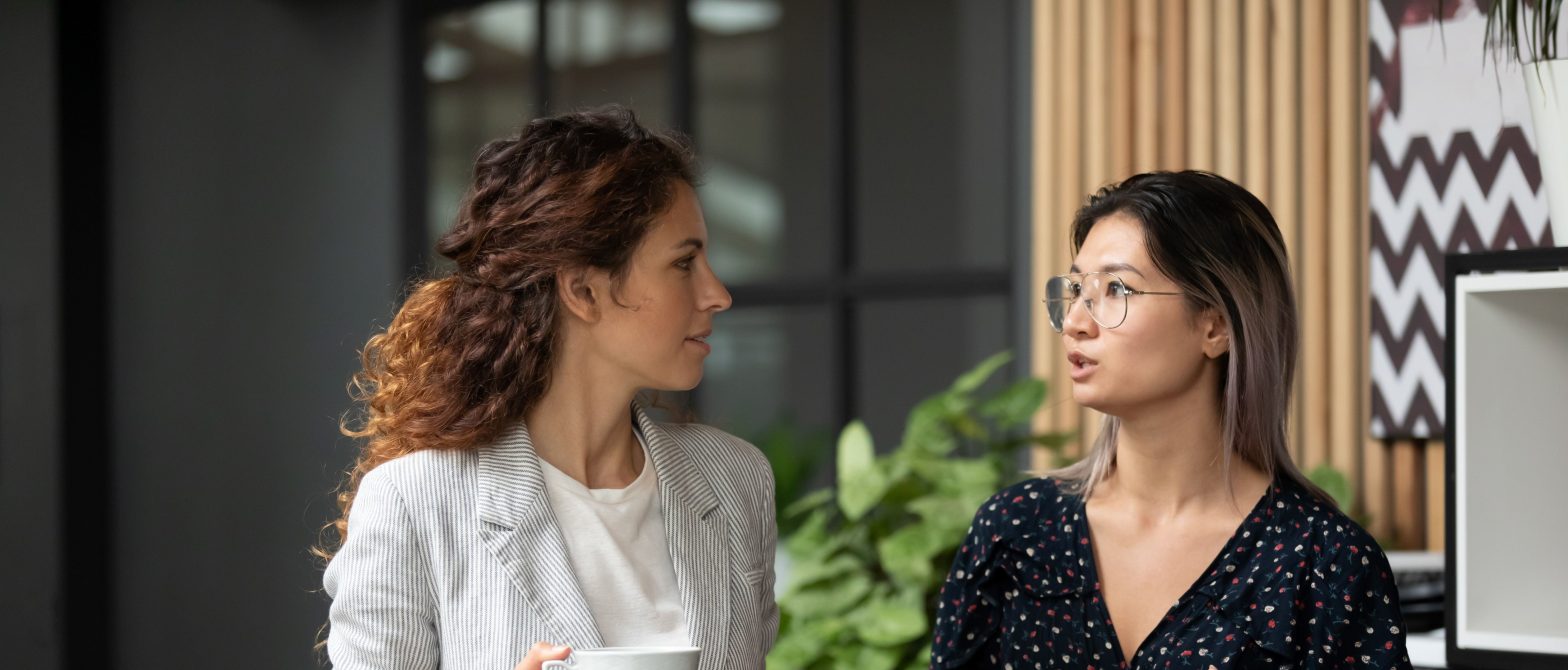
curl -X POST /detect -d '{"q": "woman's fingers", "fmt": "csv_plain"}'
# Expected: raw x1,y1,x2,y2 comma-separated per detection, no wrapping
513,641,572,670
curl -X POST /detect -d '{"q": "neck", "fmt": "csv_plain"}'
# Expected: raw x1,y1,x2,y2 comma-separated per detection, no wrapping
524,341,643,489
1097,377,1267,518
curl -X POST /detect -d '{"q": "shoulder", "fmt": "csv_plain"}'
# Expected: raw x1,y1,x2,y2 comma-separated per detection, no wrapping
973,477,1073,526
1263,479,1395,587
659,421,773,483
357,447,479,514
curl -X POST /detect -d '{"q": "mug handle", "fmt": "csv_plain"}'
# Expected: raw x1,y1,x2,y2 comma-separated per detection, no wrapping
541,662,571,669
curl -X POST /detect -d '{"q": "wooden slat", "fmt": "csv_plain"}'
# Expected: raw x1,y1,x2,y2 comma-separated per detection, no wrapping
1391,439,1425,550
1244,0,1271,198
1269,0,1302,462
1327,0,1362,476
1084,0,1110,188
1133,0,1160,171
1109,0,1134,180
1363,437,1392,541
1214,0,1242,180
1158,0,1188,170
1030,0,1061,473
1187,0,1214,170
1425,440,1446,553
1051,0,1086,460
1298,0,1329,472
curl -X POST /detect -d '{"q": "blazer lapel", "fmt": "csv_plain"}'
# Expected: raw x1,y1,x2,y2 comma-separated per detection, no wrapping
635,402,732,670
475,419,604,650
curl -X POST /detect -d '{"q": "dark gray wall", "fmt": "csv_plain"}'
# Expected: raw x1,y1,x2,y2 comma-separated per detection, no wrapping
0,1,62,666
108,1,401,666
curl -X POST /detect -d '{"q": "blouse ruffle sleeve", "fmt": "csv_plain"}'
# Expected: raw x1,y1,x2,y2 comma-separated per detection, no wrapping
1305,526,1413,669
929,492,1011,669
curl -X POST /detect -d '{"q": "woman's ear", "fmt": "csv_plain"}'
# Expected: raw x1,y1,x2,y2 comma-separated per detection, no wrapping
556,266,602,323
1200,306,1231,360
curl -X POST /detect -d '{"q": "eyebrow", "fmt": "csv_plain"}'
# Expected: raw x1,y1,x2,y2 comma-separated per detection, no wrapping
1067,262,1146,277
673,238,704,251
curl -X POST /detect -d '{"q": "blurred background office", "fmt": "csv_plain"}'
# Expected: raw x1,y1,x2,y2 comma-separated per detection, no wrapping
5,0,1562,668
2,1,1030,667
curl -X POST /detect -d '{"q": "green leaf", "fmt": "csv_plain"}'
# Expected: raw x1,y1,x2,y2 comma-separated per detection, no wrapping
1307,463,1355,511
837,421,890,521
908,457,1000,501
784,508,830,558
978,378,1047,427
780,573,873,619
829,645,900,670
850,595,929,647
766,615,847,669
907,494,982,538
876,523,951,587
771,349,1062,668
783,488,835,519
950,351,1013,395
782,553,864,593
900,395,958,457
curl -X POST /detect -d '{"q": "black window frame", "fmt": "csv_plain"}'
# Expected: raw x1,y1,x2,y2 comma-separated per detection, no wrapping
400,0,1035,434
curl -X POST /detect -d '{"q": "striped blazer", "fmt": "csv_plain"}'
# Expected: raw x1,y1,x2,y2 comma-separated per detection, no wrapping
322,402,779,669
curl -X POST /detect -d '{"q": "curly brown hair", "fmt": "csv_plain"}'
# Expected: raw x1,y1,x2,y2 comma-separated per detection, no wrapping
318,105,697,559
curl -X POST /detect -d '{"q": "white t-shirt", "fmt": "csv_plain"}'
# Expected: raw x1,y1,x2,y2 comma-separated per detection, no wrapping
538,433,690,648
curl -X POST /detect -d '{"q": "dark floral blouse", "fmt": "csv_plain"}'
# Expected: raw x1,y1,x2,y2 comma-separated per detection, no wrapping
930,477,1412,669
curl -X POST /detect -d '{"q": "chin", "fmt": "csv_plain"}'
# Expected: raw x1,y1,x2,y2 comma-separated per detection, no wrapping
659,370,705,392
1071,387,1118,415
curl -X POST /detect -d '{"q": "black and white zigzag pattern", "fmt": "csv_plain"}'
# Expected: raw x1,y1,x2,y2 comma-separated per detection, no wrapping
1368,0,1554,439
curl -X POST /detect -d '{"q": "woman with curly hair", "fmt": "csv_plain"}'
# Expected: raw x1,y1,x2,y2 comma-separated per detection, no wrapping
320,106,777,670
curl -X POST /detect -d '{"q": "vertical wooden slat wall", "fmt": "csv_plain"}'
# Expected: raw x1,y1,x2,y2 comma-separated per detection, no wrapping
1030,0,1435,551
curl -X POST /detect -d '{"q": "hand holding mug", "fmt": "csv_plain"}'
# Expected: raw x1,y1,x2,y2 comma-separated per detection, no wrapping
513,642,572,670
541,646,700,670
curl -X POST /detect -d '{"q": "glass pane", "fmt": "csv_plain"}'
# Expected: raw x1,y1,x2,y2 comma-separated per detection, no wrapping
698,306,836,500
854,0,1013,273
427,1,540,247
694,0,834,283
548,0,672,129
855,296,1012,450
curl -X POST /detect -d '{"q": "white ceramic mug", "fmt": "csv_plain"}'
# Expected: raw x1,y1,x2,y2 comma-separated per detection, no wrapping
541,646,701,670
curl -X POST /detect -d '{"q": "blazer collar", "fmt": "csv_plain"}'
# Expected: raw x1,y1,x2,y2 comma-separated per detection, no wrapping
631,400,733,670
475,399,732,667
475,415,603,650
632,400,722,519
475,400,724,525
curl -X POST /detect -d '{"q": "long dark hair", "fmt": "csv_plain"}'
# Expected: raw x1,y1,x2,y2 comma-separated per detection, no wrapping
320,105,697,559
1050,170,1331,505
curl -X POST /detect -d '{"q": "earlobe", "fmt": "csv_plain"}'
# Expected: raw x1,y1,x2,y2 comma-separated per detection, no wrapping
1202,309,1230,359
1206,335,1230,359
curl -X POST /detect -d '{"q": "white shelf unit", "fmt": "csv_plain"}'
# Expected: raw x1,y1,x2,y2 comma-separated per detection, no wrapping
1452,268,1568,664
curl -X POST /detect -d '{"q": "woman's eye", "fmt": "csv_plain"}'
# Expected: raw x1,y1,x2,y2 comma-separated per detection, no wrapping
1107,281,1130,297
675,257,695,271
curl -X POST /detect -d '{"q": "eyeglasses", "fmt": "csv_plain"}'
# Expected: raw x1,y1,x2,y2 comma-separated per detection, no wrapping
1044,271,1184,332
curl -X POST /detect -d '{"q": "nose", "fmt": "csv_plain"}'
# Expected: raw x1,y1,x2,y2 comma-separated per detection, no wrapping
1060,296,1097,339
701,263,732,312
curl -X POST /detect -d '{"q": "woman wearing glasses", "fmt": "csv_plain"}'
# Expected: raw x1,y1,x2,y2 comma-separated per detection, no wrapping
931,171,1410,669
320,106,777,670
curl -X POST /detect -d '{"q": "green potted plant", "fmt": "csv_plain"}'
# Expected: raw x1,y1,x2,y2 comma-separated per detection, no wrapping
765,352,1072,670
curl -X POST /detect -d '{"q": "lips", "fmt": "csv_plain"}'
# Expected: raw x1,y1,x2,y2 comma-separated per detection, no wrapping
1067,351,1098,381
686,330,712,353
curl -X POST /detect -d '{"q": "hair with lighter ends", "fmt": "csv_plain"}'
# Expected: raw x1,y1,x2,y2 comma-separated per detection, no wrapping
1048,170,1332,506
316,105,697,561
